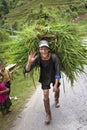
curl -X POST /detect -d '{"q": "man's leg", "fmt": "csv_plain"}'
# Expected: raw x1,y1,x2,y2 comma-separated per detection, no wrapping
54,82,60,108
54,87,60,108
43,89,51,124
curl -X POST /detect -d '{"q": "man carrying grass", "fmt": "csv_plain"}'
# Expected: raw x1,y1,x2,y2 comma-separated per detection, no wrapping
25,40,61,124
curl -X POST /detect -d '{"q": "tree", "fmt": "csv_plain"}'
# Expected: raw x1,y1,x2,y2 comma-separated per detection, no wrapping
1,0,9,14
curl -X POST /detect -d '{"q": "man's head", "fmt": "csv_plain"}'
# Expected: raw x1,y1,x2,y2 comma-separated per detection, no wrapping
38,40,50,59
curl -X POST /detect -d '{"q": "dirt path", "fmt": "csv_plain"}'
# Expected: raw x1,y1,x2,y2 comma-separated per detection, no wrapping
73,13,87,22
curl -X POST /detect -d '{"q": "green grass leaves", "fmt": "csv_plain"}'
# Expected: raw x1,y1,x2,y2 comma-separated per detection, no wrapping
9,22,87,85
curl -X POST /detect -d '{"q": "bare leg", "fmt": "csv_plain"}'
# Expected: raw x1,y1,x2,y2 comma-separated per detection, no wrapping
43,89,51,124
54,87,60,108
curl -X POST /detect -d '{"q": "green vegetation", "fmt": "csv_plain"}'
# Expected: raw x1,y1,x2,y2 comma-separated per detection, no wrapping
0,30,10,42
6,21,87,86
77,18,87,37
0,30,11,62
0,68,39,130
0,1,87,85
0,0,87,29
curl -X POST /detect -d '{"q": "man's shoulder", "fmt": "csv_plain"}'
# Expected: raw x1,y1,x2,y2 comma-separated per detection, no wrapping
51,53,60,62
51,53,57,59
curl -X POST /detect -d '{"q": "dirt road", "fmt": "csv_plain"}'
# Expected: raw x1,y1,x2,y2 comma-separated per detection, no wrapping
10,66,87,130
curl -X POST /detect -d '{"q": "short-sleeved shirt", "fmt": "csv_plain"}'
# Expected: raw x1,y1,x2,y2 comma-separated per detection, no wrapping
25,53,61,85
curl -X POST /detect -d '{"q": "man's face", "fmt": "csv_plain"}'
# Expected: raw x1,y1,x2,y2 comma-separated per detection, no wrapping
39,46,49,59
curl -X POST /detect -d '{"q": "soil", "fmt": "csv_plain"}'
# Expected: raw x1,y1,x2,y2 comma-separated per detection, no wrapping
72,13,87,22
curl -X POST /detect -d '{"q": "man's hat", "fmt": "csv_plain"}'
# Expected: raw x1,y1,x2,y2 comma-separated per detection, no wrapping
38,40,49,48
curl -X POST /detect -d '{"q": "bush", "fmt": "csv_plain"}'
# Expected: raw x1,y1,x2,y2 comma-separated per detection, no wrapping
0,30,10,42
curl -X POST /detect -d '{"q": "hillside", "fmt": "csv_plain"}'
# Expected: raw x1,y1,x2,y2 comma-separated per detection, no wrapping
0,0,87,30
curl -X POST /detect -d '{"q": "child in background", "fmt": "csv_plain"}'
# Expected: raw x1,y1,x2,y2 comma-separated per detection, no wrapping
0,62,11,96
0,73,12,115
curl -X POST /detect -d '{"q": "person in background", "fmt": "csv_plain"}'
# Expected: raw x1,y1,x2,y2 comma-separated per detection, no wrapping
0,62,12,96
24,40,61,124
0,73,12,115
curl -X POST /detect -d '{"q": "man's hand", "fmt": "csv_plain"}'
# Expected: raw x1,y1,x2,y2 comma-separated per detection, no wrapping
26,52,37,71
53,85,58,92
28,52,37,63
53,78,59,92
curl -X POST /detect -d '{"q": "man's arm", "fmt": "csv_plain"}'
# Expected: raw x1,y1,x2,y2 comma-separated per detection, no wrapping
26,62,33,71
52,54,61,92
25,53,39,73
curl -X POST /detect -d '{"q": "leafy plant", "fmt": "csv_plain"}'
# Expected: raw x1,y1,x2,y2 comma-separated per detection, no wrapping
8,21,87,85
0,30,11,62
0,30,10,42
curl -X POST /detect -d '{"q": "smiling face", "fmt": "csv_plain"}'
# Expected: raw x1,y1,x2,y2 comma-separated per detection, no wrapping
39,46,50,60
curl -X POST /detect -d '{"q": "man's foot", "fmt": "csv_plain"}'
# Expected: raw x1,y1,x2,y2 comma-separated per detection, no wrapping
55,102,60,108
55,99,60,108
45,114,51,124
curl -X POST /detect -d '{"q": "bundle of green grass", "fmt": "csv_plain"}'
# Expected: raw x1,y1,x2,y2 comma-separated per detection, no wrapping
10,22,87,85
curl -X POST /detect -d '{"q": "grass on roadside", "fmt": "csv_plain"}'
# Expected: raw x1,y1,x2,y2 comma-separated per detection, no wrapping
0,68,39,130
77,18,87,37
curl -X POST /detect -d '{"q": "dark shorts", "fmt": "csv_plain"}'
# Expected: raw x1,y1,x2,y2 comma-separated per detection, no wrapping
41,82,60,90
